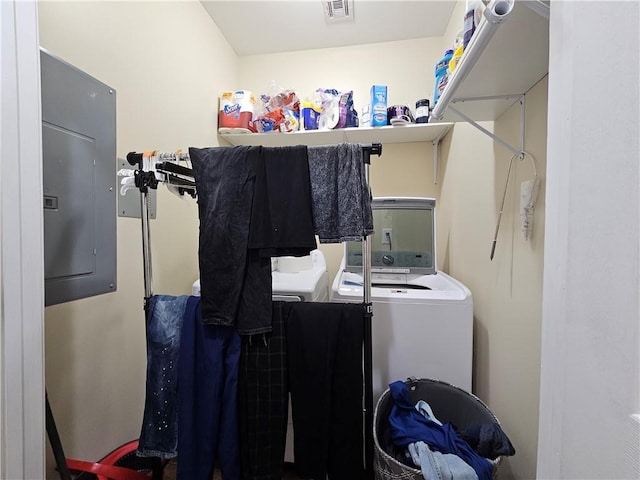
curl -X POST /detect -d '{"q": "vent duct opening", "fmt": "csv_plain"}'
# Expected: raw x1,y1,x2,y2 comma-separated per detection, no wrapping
323,0,354,22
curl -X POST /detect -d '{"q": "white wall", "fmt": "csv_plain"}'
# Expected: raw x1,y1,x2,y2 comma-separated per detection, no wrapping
38,2,237,476
538,2,640,478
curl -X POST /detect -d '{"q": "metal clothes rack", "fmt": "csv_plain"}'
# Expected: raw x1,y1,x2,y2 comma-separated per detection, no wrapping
45,153,190,480
127,142,382,478
360,142,381,479
125,150,195,303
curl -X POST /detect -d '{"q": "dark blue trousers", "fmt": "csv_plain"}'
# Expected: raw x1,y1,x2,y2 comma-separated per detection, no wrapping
177,296,241,480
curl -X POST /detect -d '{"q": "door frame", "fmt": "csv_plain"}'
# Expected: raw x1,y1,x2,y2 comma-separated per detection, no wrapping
1,1,46,478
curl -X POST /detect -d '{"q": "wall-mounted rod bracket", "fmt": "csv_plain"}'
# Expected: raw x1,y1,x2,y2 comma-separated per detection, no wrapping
448,94,526,158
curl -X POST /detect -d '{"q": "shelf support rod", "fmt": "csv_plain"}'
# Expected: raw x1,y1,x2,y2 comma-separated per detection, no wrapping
519,94,526,153
448,94,525,158
433,140,439,185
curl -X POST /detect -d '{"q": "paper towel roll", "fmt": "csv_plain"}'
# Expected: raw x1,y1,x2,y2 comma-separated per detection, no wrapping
319,106,340,130
483,0,514,24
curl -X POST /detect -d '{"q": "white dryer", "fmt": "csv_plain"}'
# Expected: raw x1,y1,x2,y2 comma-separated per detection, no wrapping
271,249,329,302
330,197,473,401
191,249,329,302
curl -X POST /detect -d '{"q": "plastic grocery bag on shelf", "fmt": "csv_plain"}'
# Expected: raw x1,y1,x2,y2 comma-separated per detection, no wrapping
316,88,358,130
252,81,300,133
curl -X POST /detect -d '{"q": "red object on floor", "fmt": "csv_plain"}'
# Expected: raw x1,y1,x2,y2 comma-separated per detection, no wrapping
66,440,153,480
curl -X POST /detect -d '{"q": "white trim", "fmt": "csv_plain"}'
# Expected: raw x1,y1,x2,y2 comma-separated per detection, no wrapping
1,1,46,478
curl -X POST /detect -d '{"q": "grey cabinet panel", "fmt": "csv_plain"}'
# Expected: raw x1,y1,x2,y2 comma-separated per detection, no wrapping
41,49,117,306
43,123,96,279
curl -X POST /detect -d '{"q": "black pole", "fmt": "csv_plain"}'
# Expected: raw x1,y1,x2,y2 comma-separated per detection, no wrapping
361,142,380,478
45,391,73,480
363,306,374,479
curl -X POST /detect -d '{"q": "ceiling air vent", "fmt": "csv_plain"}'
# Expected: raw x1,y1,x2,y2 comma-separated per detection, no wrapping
323,0,354,22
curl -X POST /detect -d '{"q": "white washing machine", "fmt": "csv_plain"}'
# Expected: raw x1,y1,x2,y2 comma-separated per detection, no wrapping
330,197,473,402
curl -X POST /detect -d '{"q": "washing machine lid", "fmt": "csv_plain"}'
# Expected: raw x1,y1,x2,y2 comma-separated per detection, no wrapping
345,197,437,275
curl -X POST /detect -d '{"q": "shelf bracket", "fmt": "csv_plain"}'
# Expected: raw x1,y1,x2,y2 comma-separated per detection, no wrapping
448,94,526,159
432,128,450,185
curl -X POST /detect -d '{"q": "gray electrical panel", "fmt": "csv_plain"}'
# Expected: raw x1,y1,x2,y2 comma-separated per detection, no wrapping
41,49,117,306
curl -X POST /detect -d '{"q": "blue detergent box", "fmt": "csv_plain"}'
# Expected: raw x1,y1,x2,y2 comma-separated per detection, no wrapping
370,85,388,127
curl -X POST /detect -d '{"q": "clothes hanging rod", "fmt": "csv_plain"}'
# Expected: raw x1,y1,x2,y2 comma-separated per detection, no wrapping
125,151,195,195
164,173,195,188
127,142,381,199
156,161,194,178
362,142,382,157
360,142,382,166
128,143,382,166
126,150,191,167
126,142,380,197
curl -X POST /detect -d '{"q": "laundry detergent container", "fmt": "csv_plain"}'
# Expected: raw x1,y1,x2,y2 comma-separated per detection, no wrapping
373,378,502,480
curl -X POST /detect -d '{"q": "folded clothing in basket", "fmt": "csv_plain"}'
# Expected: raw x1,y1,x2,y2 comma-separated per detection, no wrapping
408,441,478,480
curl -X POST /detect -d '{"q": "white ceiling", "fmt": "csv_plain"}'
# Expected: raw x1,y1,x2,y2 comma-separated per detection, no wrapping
201,0,457,56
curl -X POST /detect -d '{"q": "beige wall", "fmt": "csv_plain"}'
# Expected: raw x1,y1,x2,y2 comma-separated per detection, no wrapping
239,26,547,479
238,39,447,280
440,79,547,479
432,3,547,475
238,37,446,122
38,2,236,476
39,2,546,478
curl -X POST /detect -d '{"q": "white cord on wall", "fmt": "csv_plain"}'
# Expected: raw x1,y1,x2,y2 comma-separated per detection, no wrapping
519,151,539,242
490,150,538,260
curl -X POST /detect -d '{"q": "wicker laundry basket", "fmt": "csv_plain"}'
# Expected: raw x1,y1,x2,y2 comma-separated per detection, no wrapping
373,378,502,480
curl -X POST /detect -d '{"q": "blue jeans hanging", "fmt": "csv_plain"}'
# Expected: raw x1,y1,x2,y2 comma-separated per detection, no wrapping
137,294,188,458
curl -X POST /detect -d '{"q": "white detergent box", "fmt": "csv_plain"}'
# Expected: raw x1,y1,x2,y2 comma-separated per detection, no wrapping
370,85,387,127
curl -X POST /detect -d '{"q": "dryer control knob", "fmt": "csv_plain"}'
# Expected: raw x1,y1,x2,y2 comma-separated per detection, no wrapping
382,255,395,265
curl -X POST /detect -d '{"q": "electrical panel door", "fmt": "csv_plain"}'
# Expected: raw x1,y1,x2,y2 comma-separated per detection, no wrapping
41,49,117,306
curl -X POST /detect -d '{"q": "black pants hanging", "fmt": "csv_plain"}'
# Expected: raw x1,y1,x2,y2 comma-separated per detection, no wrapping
238,302,365,480
238,302,289,480
287,302,365,480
